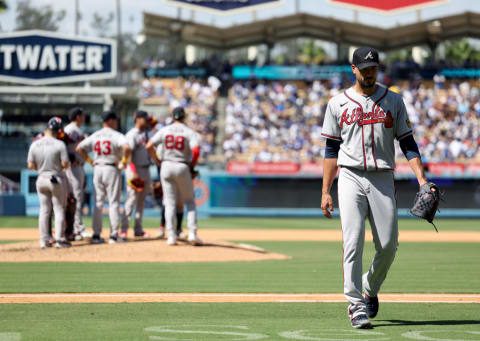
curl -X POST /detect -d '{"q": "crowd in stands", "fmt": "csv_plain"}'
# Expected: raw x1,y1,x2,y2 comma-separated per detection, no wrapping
399,81,480,163
141,77,220,162
224,80,339,163
223,80,480,164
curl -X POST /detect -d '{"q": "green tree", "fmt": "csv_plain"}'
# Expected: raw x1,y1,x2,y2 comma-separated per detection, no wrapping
0,0,8,13
91,12,114,38
15,0,66,31
298,39,326,64
444,39,480,65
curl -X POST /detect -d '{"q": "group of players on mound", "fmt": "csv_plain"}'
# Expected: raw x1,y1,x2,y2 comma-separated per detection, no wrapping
28,106,202,249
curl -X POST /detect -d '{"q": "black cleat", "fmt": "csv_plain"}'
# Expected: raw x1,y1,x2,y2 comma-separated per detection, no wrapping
365,295,379,319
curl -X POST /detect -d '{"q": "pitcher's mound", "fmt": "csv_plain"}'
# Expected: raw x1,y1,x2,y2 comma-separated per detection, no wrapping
0,238,289,263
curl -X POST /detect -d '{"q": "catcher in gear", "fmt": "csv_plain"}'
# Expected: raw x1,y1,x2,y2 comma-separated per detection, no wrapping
121,111,152,239
410,182,441,232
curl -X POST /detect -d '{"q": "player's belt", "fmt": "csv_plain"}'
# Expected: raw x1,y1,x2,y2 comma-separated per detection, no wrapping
138,165,150,168
94,162,116,167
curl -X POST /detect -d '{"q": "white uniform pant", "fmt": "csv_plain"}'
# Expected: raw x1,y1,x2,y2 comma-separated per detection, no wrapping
36,174,66,245
122,166,151,234
160,161,197,237
66,164,85,234
93,165,122,237
338,167,398,319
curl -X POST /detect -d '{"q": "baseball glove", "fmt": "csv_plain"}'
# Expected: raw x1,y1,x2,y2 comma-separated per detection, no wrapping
127,177,145,192
151,181,163,200
190,167,199,179
410,182,441,232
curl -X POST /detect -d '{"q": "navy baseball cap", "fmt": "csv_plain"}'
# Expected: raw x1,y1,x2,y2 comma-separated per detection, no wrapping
172,107,186,120
352,47,379,70
102,110,118,122
134,110,148,120
47,116,63,131
68,107,84,121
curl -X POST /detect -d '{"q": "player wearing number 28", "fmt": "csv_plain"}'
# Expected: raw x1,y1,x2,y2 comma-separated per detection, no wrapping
146,107,202,246
76,111,132,244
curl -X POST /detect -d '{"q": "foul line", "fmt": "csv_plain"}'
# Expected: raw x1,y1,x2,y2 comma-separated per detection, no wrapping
0,293,479,304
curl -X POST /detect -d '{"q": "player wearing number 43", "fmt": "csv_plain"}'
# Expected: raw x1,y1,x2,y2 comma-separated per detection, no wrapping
76,111,132,245
146,107,202,246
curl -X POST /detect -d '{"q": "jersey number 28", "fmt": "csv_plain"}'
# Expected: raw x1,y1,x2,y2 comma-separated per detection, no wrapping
94,140,112,155
165,135,185,151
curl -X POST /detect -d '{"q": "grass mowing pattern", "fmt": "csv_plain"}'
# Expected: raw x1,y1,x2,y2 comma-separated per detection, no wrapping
1,216,480,230
0,242,478,294
0,302,479,341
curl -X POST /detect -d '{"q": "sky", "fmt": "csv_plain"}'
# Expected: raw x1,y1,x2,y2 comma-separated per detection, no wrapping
0,0,477,38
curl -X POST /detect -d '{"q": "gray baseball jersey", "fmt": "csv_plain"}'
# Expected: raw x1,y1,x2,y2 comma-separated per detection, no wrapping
321,84,412,171
122,127,151,235
321,83,408,320
78,127,127,239
64,122,85,164
77,127,127,164
149,122,199,163
27,136,69,176
126,127,150,167
28,136,69,247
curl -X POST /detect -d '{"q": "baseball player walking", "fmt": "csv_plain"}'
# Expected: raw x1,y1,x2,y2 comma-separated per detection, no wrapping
121,110,151,239
321,47,429,329
27,117,71,249
64,107,91,240
76,111,131,244
146,107,202,246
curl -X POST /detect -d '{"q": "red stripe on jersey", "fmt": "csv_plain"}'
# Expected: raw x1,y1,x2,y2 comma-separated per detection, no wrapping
321,133,342,141
344,90,367,170
370,88,388,171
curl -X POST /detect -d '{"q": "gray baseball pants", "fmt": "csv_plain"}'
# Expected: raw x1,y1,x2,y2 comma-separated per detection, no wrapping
122,166,151,234
36,174,66,245
66,164,86,235
92,165,122,238
338,167,398,319
160,161,197,238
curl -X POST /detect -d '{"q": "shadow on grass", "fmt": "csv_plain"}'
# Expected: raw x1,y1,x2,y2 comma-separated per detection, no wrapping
64,238,268,254
374,319,480,328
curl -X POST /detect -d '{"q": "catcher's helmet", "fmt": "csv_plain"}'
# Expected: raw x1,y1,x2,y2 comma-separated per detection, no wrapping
172,107,186,120
47,116,63,131
68,107,84,122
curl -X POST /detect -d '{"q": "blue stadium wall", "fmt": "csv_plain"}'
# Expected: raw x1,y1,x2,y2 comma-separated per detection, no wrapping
20,167,480,218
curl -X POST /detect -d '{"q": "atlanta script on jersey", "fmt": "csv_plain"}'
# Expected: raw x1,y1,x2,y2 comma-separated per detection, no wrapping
321,84,412,171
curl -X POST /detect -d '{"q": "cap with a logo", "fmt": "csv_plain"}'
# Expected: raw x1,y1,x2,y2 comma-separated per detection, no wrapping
134,110,148,120
48,116,63,131
172,107,186,120
102,110,118,122
352,47,379,70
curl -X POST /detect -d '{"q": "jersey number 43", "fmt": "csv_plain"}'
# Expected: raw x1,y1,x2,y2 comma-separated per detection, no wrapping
165,135,185,151
94,140,112,155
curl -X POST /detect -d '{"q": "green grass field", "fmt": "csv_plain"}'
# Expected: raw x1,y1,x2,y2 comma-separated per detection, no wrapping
0,216,479,340
1,216,480,230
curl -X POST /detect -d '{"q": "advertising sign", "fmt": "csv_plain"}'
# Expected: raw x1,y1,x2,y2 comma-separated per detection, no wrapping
0,30,116,85
164,0,282,14
329,0,447,13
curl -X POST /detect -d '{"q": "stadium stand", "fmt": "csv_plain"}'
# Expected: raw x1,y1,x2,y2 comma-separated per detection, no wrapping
223,80,480,164
141,77,220,163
